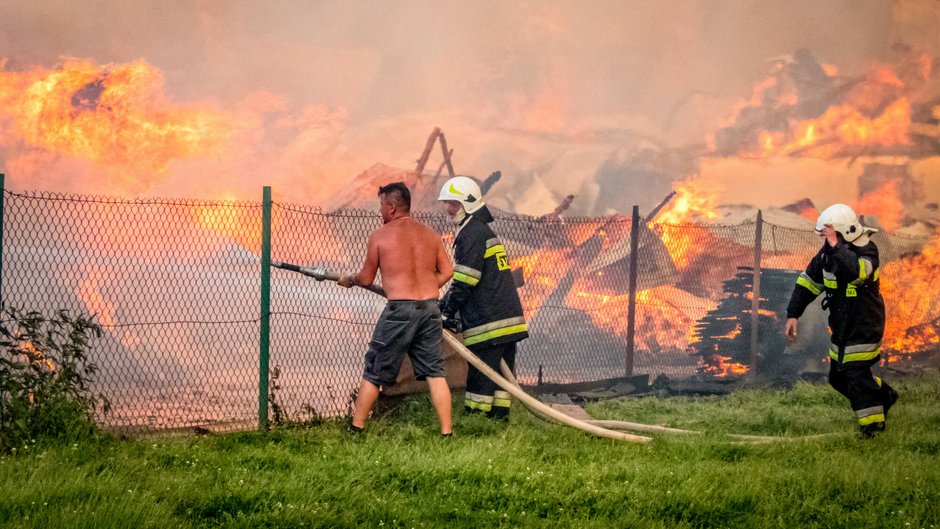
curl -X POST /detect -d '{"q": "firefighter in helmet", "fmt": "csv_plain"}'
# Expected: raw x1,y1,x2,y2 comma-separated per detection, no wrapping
785,203,899,438
438,176,529,420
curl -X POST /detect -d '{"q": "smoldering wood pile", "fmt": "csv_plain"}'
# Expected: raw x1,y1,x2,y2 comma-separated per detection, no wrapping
691,267,806,379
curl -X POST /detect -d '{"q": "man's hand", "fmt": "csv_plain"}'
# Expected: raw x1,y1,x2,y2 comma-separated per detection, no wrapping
785,317,798,344
337,274,356,288
818,224,839,247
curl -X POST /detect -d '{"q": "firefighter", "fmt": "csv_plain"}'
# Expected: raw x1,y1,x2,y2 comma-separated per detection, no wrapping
785,203,899,438
438,176,529,420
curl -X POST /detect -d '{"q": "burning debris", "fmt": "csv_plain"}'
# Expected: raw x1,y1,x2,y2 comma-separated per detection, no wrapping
712,47,938,159
692,267,819,379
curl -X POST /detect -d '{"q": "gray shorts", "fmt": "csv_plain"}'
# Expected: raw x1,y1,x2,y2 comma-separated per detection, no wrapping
363,299,445,387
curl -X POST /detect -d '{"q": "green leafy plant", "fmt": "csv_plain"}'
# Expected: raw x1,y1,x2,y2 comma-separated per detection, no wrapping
0,306,106,452
268,365,328,429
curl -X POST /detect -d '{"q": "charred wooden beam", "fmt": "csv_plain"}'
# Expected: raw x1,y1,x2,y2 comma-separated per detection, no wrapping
437,131,456,178
646,191,677,222
414,127,441,175
539,194,575,222
481,171,501,194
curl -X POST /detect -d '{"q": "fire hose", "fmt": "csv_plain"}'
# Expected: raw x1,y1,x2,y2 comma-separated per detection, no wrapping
272,260,649,442
273,261,836,443
271,261,387,297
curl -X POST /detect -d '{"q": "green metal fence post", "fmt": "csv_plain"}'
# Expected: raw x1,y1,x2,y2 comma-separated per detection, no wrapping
258,186,272,430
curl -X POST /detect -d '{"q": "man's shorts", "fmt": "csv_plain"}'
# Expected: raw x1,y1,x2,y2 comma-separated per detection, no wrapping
363,299,445,387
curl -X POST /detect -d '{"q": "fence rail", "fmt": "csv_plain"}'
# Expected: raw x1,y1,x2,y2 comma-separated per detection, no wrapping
2,177,937,433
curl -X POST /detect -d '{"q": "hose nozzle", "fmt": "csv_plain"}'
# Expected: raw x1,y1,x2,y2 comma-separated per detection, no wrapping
271,260,384,297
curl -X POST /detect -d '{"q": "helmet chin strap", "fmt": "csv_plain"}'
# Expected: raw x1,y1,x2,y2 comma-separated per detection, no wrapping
451,207,468,226
850,229,876,247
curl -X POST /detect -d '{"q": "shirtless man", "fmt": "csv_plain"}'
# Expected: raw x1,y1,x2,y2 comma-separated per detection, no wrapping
338,182,454,436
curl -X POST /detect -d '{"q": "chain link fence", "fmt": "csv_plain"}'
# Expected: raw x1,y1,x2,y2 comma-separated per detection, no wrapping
3,185,938,433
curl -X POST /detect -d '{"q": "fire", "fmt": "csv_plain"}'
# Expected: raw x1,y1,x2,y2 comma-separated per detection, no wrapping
754,99,911,158
714,50,930,160
565,283,712,352
511,247,568,318
651,180,720,269
855,179,904,232
702,355,748,377
881,232,940,354
19,342,56,373
192,194,266,257
0,58,233,189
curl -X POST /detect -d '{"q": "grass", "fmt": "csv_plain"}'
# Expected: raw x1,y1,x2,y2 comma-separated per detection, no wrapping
1,372,938,528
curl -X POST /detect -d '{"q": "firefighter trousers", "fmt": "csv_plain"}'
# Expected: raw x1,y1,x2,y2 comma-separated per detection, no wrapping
828,356,895,428
464,342,517,420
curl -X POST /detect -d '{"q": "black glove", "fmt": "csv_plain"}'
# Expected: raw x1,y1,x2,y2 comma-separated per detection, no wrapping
441,315,462,334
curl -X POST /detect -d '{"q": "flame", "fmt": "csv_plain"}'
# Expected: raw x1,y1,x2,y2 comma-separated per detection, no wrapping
511,248,568,318
565,283,713,352
821,63,839,77
191,194,265,256
19,342,56,372
754,99,911,158
716,52,930,160
881,232,940,354
855,179,903,232
703,355,748,377
652,180,720,269
0,58,232,189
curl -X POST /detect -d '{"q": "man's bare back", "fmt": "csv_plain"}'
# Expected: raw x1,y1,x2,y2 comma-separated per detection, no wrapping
339,192,452,300
371,218,452,300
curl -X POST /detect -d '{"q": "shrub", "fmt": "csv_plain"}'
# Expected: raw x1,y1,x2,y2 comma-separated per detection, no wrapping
0,306,105,452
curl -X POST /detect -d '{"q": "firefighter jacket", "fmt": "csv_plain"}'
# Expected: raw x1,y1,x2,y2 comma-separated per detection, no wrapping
786,239,885,364
440,205,529,351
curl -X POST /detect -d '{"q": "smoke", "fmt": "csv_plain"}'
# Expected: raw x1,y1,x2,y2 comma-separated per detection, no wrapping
0,0,905,213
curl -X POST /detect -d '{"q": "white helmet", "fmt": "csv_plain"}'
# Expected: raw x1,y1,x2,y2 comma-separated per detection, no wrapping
438,176,485,214
816,203,877,244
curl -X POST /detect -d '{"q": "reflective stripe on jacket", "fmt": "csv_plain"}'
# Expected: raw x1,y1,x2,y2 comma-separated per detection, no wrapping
440,206,529,351
786,240,885,363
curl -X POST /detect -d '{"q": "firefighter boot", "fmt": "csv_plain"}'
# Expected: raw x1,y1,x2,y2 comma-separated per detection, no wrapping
859,422,886,439
882,384,899,418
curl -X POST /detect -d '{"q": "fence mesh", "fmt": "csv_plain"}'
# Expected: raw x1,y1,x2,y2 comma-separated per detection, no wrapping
3,188,938,433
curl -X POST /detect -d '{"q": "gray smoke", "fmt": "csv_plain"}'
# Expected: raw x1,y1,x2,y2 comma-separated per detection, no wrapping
0,1,906,213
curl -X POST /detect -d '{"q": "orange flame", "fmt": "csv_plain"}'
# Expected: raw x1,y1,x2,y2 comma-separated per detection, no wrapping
565,284,713,352
703,355,749,377
20,342,56,372
652,180,720,269
754,99,911,158
512,248,569,318
881,232,940,354
717,52,929,160
0,58,232,185
855,179,904,232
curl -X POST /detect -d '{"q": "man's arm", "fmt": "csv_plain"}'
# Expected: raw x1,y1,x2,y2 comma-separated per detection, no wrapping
785,247,826,343
338,231,380,288
826,241,878,285
434,238,454,289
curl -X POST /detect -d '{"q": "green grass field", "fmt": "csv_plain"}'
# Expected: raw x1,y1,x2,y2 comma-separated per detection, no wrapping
2,372,938,528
